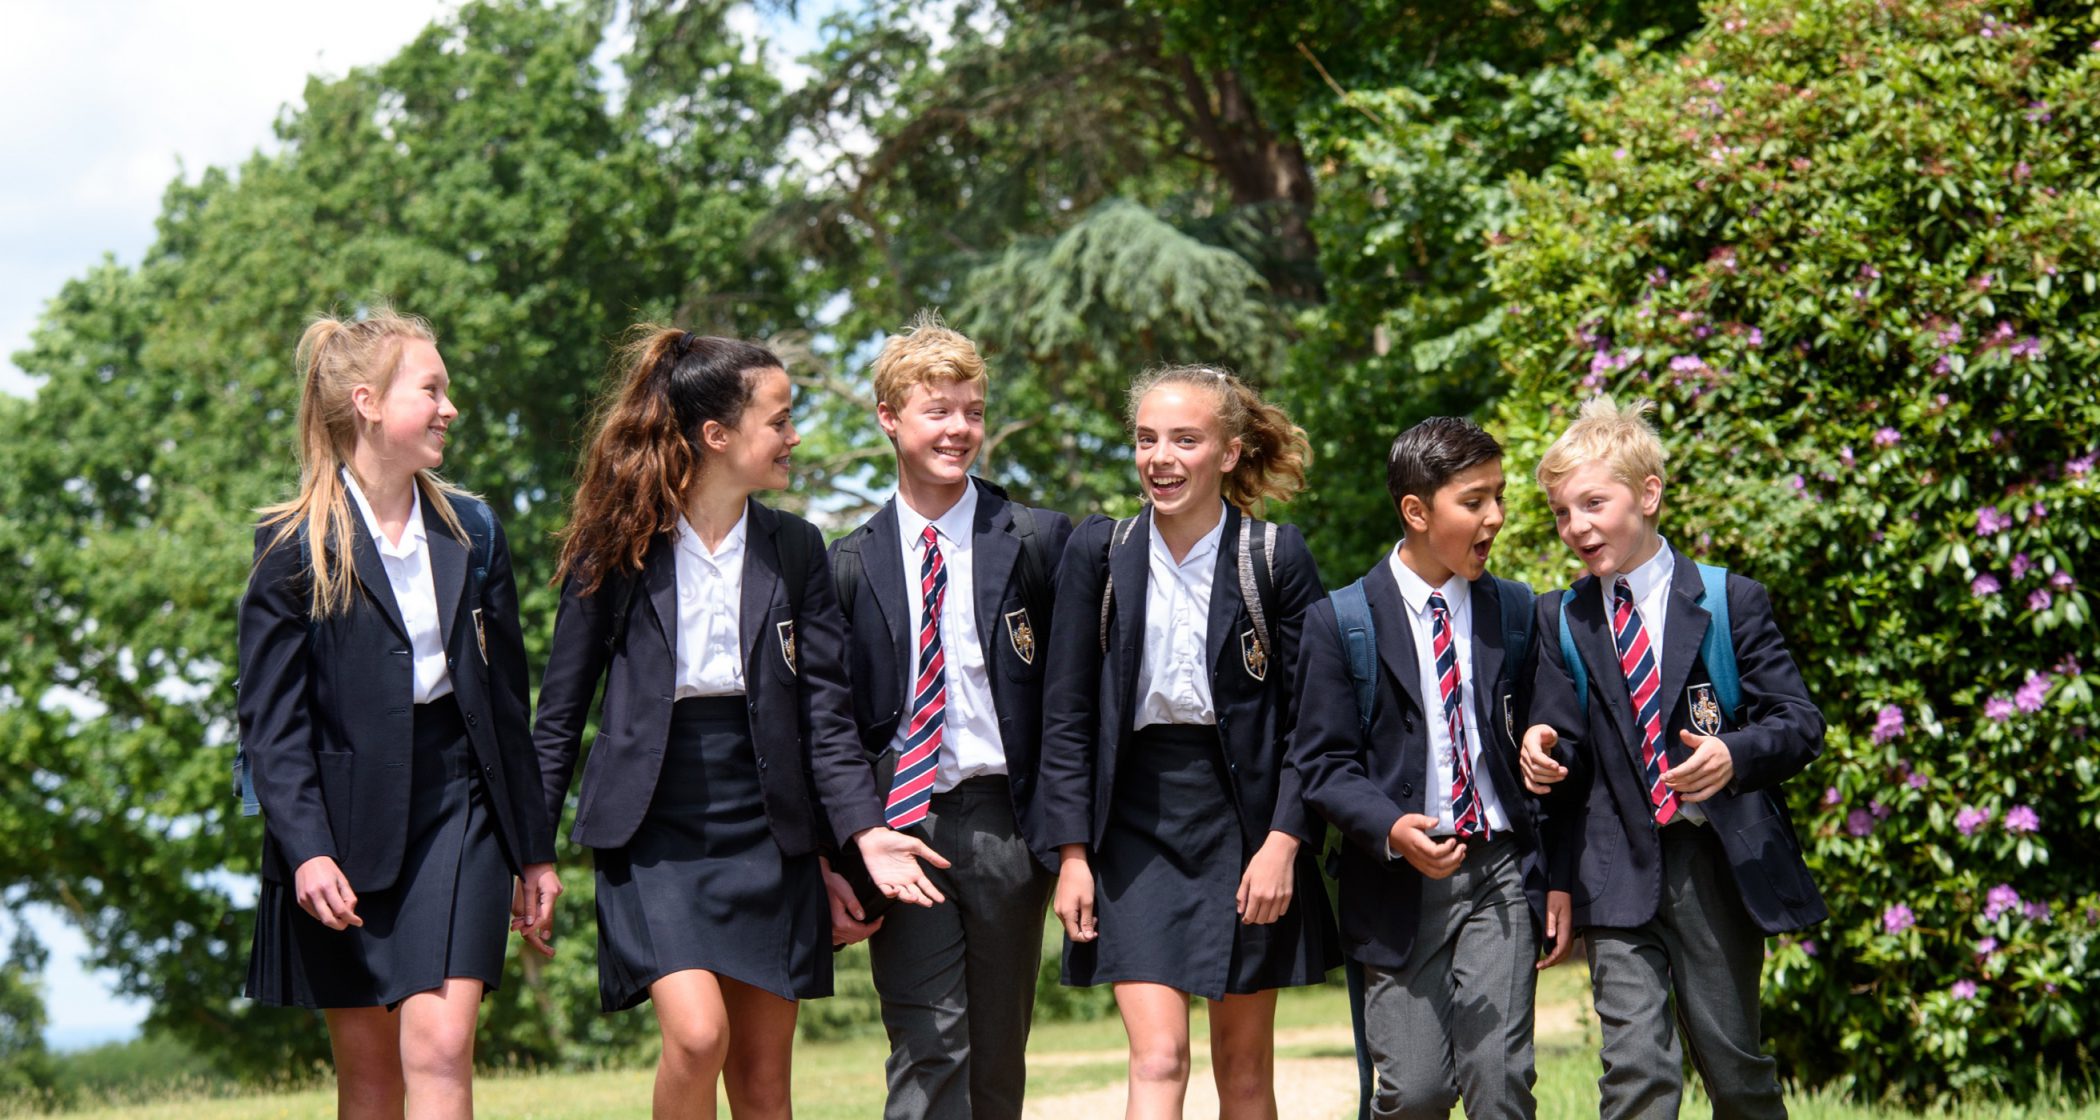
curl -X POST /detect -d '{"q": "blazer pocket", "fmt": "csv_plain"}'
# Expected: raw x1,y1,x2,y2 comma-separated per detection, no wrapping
1733,812,1810,910
1571,815,1615,907
313,752,355,846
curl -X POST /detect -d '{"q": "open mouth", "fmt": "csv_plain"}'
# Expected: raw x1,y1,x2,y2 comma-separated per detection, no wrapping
1471,539,1493,562
1148,476,1187,498
932,446,971,463
1577,542,1606,562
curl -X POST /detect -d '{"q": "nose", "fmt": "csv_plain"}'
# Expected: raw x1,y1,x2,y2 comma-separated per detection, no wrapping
784,421,801,448
439,394,459,420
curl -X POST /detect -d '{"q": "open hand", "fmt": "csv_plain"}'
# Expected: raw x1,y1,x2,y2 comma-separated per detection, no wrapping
1666,730,1735,802
1520,724,1568,794
853,827,951,907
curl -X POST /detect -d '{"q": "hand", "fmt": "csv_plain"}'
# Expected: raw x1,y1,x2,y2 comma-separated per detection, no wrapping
853,827,951,908
1520,724,1568,794
820,856,884,946
1666,730,1735,802
511,862,562,958
1387,814,1464,880
1236,832,1300,925
1537,889,1575,970
1053,845,1097,942
293,855,361,930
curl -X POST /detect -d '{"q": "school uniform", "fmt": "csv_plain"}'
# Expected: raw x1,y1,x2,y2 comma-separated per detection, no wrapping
532,499,882,1010
1038,505,1339,1000
1290,548,1546,1119
238,478,555,1009
831,478,1072,1120
1530,542,1826,1120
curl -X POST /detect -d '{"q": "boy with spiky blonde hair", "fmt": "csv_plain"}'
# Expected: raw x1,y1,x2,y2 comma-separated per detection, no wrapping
1519,396,1826,1119
827,310,1072,1120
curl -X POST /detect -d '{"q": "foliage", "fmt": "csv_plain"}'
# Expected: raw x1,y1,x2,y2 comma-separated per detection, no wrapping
0,930,56,1105
1486,0,2100,1101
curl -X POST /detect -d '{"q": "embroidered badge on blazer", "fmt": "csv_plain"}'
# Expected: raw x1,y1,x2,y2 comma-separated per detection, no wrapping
1688,683,1723,737
1502,694,1516,743
472,608,488,665
777,620,798,675
1241,628,1268,681
1004,608,1036,665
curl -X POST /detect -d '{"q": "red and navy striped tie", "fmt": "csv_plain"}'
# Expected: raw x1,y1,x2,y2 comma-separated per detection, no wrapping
1612,579,1678,824
1430,592,1488,839
886,526,948,828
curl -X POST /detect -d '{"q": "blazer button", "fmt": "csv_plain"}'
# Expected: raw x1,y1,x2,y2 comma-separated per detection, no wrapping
757,758,769,771
391,648,408,656
466,713,479,727
1399,783,1414,798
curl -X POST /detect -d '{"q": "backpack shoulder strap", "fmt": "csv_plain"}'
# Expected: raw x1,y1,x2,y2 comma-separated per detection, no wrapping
1238,517,1277,656
1494,576,1534,681
1098,515,1143,655
776,515,813,615
460,496,495,580
1558,588,1589,716
1010,503,1054,622
1330,579,1378,736
1695,563,1740,720
831,526,867,619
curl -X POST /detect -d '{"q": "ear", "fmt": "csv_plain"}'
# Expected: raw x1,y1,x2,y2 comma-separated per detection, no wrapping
1638,474,1664,518
698,418,733,455
1219,435,1242,474
876,401,900,440
1399,492,1431,534
349,382,382,425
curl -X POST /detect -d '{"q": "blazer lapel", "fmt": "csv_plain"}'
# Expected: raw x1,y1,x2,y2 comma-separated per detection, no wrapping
346,516,410,642
740,500,783,667
1205,505,1245,682
645,532,678,653
424,499,466,654
1365,566,1422,715
1467,575,1507,742
1109,506,1153,712
974,485,1022,661
1656,547,1711,749
1567,574,1641,757
861,502,911,688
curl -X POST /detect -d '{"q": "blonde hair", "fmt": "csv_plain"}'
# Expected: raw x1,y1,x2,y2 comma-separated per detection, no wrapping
256,308,471,617
871,309,987,414
1126,364,1310,514
1535,395,1668,502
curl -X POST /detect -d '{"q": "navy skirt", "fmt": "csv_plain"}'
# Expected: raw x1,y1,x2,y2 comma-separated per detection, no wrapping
1063,724,1337,1000
593,696,828,1010
246,696,511,1009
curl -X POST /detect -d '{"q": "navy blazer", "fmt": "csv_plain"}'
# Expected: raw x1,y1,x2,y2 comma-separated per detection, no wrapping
1038,506,1324,855
830,479,1074,869
236,494,556,892
1530,545,1828,935
532,500,884,856
1288,564,1545,970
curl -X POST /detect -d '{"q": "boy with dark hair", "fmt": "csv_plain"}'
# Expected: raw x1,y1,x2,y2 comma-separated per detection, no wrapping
1520,396,1825,1119
1291,416,1567,1119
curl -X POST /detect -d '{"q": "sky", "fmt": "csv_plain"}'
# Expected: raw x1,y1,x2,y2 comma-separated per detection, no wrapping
0,0,829,1049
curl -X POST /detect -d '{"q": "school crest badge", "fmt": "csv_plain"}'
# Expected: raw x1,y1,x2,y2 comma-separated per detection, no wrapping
1688,683,1723,737
777,620,798,675
1502,694,1516,743
472,608,488,665
1241,628,1268,681
1004,609,1036,665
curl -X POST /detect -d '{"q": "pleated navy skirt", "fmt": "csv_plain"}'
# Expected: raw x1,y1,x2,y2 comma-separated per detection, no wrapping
593,696,828,1011
246,696,511,1009
1063,723,1337,1000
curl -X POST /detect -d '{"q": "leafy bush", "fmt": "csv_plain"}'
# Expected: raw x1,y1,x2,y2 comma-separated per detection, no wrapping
1486,0,2099,1102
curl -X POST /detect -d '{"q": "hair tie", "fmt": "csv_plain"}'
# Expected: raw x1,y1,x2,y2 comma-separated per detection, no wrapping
674,331,697,359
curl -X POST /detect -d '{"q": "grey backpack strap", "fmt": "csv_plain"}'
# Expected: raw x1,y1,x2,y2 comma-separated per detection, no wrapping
1098,515,1143,655
1238,517,1275,656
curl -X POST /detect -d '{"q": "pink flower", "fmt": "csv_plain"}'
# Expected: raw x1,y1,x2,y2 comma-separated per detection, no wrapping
2003,804,2040,832
1975,937,1998,957
1845,809,1875,837
2024,901,2050,923
1800,940,1818,957
2056,653,2081,676
1976,505,2014,535
2011,553,2034,580
2068,453,2095,476
2028,588,2053,611
1871,705,1905,743
1873,427,1900,447
1882,904,1915,934
2014,674,2050,712
1984,883,2021,921
1822,786,1842,807
1985,697,2016,721
1956,807,1993,835
1952,979,1978,1000
2051,570,2075,590
1907,772,1928,790
1972,573,2001,596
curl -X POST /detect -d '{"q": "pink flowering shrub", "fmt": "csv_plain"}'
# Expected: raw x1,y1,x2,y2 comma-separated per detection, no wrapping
1485,0,2099,1102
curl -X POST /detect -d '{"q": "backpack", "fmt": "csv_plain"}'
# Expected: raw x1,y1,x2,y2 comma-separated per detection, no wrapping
1098,512,1277,660
1556,563,1740,721
234,498,497,817
1328,575,1534,735
830,486,1055,637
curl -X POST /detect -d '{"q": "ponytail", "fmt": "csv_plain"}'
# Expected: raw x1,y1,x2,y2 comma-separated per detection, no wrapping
1126,364,1310,515
555,326,782,595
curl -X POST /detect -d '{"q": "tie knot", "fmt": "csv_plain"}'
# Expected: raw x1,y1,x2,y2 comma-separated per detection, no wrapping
1427,591,1450,617
1614,578,1634,606
921,525,940,550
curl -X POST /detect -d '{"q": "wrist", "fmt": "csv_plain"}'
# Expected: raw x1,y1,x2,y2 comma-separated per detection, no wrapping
1058,843,1090,867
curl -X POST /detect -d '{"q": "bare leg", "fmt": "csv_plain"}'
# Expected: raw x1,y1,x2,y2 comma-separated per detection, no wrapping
397,978,484,1120
1115,982,1194,1120
720,976,799,1120
1205,990,1279,1120
326,1006,406,1120
650,970,734,1120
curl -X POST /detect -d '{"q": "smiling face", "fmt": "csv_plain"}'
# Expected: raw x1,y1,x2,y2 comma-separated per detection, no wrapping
702,366,799,494
1133,384,1238,521
1546,459,1663,582
880,377,984,494
1400,459,1507,585
353,338,455,473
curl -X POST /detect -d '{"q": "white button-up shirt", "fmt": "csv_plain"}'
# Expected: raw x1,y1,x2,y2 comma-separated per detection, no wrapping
672,512,747,698
890,485,1008,790
1605,538,1704,823
343,470,452,704
1133,507,1225,729
1387,545,1510,837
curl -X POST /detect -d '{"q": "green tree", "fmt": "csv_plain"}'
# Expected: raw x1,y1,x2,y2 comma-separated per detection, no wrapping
1486,0,2099,1101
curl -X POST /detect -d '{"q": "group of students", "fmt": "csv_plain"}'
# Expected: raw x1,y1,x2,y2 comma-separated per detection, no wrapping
235,306,1827,1120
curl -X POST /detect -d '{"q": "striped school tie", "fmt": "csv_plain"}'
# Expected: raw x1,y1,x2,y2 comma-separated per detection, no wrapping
1612,579,1678,825
886,525,948,827
1430,593,1487,839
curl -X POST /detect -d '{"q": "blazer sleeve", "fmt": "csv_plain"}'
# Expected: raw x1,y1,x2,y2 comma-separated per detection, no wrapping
1037,514,1115,850
532,566,614,844
797,521,886,845
1717,575,1825,794
1530,593,1587,891
1286,599,1408,858
1264,524,1324,842
236,526,337,870
480,511,557,865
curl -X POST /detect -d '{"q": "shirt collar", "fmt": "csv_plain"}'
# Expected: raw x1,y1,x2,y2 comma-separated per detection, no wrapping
1386,540,1469,618
900,481,979,552
676,509,748,562
1616,536,1675,601
341,467,424,559
1150,501,1227,572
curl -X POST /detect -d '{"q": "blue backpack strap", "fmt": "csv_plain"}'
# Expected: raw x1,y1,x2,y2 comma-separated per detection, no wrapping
1331,579,1378,735
1696,563,1740,721
1557,588,1588,716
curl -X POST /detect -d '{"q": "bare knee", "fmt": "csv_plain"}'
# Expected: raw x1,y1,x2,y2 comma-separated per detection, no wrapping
399,1015,476,1085
1211,1052,1274,1103
661,1017,731,1075
1128,1038,1192,1086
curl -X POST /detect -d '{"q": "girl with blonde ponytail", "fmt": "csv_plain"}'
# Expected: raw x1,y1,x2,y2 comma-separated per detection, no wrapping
1038,364,1338,1119
237,309,559,1120
532,327,947,1119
